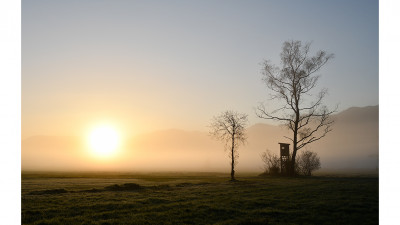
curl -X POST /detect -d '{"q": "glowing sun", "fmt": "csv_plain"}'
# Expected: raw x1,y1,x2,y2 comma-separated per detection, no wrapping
88,125,120,157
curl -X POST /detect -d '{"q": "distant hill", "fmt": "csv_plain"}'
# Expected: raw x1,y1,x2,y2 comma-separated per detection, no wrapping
22,105,378,172
331,105,378,124
313,105,378,169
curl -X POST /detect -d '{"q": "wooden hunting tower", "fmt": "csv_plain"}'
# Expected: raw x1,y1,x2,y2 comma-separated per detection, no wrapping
279,143,290,174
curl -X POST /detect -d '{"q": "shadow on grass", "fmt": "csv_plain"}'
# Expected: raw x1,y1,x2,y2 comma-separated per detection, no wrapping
28,188,68,195
27,182,213,195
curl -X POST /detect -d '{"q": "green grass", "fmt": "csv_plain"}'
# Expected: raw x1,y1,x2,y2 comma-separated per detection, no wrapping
21,172,378,225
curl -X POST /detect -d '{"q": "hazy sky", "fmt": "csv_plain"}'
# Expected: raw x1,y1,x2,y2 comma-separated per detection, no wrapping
22,0,378,139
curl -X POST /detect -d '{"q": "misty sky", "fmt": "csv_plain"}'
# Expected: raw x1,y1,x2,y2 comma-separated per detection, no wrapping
22,0,378,138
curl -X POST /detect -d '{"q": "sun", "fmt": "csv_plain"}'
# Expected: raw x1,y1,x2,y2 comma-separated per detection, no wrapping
88,125,120,157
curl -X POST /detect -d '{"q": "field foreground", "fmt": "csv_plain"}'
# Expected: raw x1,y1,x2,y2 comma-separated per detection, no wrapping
22,172,378,224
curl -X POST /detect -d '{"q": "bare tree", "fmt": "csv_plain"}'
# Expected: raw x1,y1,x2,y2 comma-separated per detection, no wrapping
209,110,248,181
256,40,336,176
296,150,321,176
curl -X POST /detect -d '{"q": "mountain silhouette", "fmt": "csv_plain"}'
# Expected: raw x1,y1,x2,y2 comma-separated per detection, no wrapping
22,106,378,171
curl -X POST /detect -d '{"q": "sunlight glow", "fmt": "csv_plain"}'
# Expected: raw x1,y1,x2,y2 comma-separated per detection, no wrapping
88,125,120,157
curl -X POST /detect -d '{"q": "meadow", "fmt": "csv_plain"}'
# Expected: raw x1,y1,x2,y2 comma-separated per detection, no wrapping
22,172,378,225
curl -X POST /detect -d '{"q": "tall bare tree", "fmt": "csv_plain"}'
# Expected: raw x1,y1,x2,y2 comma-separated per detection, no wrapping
209,110,248,181
256,40,336,175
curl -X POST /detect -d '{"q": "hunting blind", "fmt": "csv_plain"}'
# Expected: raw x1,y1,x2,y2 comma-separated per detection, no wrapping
279,143,290,174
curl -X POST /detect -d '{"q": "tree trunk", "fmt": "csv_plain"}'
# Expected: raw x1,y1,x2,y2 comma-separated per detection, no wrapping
291,124,298,176
231,136,235,181
290,108,300,176
291,144,297,176
291,90,300,176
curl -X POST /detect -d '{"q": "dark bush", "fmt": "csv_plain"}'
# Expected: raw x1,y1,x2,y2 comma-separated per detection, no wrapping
296,150,321,176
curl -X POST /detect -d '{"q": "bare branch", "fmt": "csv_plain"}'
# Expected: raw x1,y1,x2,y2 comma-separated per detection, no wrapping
284,136,294,142
255,104,294,123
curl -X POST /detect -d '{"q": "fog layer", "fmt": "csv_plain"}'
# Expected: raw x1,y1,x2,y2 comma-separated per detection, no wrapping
22,106,378,172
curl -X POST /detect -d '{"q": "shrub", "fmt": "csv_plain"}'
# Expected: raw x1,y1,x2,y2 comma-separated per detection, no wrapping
296,150,321,176
260,149,281,175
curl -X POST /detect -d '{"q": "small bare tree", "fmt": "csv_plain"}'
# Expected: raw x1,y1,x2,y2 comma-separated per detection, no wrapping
256,40,336,176
209,110,248,181
296,150,321,176
260,149,280,175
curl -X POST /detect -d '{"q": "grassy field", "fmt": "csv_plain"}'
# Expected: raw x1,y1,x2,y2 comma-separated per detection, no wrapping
21,172,378,225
